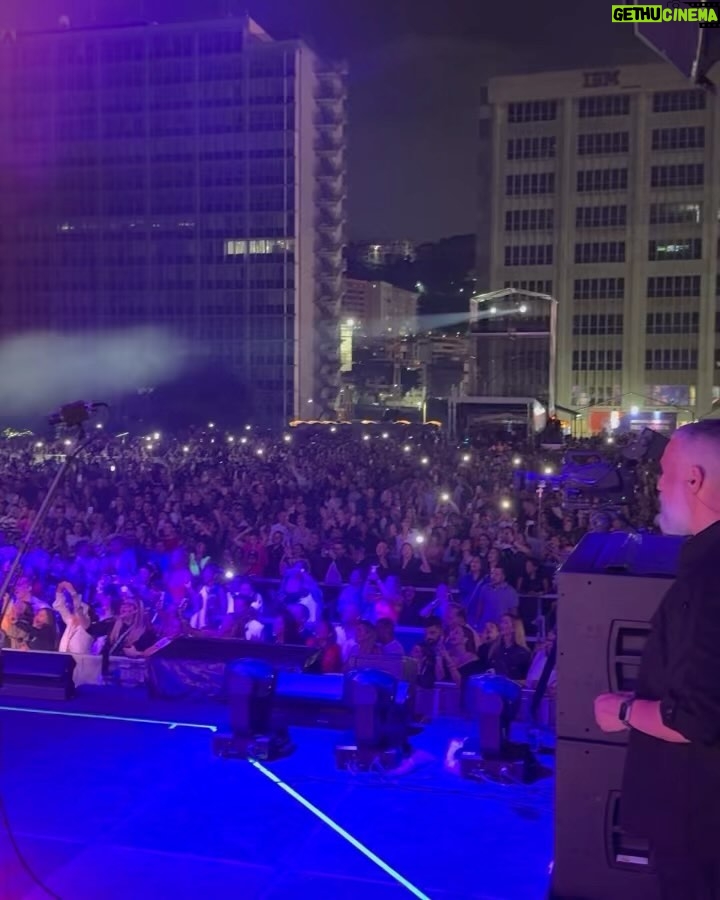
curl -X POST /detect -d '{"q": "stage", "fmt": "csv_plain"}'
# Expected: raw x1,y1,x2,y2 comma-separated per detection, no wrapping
0,689,553,899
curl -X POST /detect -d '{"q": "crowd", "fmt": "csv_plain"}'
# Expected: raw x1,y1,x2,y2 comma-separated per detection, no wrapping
0,424,658,688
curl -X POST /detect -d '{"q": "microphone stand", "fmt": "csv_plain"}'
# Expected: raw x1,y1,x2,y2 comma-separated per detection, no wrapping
0,421,97,641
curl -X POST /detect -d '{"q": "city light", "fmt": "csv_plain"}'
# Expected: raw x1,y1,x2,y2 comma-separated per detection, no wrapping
441,493,450,502
403,445,411,453
382,432,389,439
544,466,554,475
630,406,639,416
228,436,235,443
35,442,43,449
519,305,527,313
240,437,248,445
96,423,103,430
346,318,355,327
512,456,522,467
421,457,429,465
64,440,71,447
208,422,215,429
245,425,252,431
225,570,235,580
500,498,511,510
330,426,337,433
415,535,425,544
283,434,292,443
363,434,370,441
110,465,116,472
183,446,189,453
153,432,160,441
256,447,264,455
462,454,471,463
607,437,614,444
490,306,497,314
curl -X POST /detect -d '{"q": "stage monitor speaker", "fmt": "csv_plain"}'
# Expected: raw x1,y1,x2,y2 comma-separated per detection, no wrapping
552,740,659,900
0,649,75,700
551,532,684,900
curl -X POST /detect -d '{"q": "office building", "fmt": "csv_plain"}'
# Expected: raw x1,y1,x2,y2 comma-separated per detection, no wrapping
485,63,719,429
0,16,346,426
342,278,419,337
351,239,417,268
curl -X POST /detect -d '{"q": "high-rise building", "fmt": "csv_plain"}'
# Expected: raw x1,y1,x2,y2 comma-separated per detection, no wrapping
0,16,346,426
485,63,719,429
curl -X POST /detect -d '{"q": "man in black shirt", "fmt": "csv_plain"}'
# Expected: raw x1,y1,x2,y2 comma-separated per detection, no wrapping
594,421,720,899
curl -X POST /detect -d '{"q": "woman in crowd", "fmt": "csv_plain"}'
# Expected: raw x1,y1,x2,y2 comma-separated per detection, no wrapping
87,591,157,675
487,613,531,682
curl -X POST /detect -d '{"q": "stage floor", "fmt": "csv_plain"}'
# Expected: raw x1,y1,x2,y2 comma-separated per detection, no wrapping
0,689,553,900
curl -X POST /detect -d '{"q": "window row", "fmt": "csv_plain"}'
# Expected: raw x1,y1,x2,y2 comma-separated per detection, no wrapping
504,209,554,231
650,164,704,188
503,279,553,295
574,242,625,263
572,350,623,370
504,245,553,266
647,275,701,298
572,314,624,335
646,312,699,334
648,239,702,261
645,349,698,370
649,202,701,225
578,95,630,118
652,90,706,113
506,136,557,160
577,168,628,192
575,205,626,228
577,131,629,155
505,173,555,195
507,101,557,123
651,126,705,151
573,277,625,300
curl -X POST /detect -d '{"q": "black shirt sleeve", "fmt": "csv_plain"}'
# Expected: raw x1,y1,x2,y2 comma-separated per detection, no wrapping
661,578,720,745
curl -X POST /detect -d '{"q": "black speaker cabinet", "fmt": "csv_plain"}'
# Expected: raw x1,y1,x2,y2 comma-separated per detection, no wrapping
552,740,658,900
552,532,685,900
0,649,76,700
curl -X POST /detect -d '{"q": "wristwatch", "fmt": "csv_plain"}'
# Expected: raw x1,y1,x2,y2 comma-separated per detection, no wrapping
618,697,635,729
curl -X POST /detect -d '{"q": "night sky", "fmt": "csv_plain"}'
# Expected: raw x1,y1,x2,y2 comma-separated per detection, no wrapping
2,0,654,241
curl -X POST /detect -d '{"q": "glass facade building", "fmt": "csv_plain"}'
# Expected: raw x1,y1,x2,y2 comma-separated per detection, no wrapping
0,16,346,425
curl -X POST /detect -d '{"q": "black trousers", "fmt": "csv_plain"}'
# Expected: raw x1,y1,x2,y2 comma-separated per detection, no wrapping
656,852,720,900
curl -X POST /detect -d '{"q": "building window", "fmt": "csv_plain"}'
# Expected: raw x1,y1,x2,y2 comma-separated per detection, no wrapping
224,238,295,255
651,126,705,151
506,136,556,160
646,312,699,334
577,169,628,192
505,173,555,195
507,100,557,123
648,238,702,261
650,164,704,188
645,348,698,370
504,209,554,231
577,132,629,155
649,202,701,225
647,275,701,298
503,245,554,266
503,279,553,294
573,277,625,300
577,95,630,118
572,313,624,335
652,90,706,113
572,349,624,371
575,205,627,228
574,242,625,264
